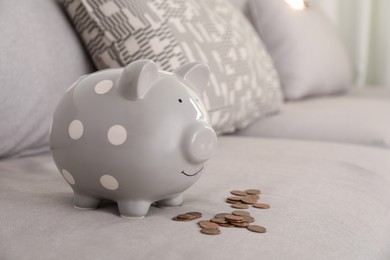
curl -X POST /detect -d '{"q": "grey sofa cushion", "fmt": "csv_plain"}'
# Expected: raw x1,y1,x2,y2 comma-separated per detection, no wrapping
347,87,390,99
1,137,390,259
237,89,390,148
0,0,94,158
61,0,283,134
248,0,353,100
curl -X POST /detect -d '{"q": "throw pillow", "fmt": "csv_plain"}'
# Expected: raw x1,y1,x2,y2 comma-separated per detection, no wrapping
248,0,353,100
61,0,283,134
0,0,94,158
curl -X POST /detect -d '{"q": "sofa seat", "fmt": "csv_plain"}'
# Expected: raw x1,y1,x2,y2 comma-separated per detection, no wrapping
1,136,390,260
238,88,390,148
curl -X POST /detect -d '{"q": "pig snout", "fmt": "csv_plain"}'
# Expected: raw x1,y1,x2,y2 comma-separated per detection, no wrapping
183,123,217,164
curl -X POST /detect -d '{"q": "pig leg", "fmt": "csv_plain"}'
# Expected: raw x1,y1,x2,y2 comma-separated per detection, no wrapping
156,193,183,208
73,192,100,210
118,200,151,219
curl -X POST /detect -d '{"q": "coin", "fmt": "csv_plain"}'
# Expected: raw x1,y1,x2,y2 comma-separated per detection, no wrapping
245,189,261,195
227,196,242,201
225,215,244,222
172,216,193,222
231,203,249,209
176,213,195,220
231,190,247,196
226,199,241,204
198,221,219,229
247,225,266,233
241,197,257,204
210,218,227,224
232,210,250,216
215,213,230,219
219,223,234,227
201,228,221,235
248,195,260,200
186,212,202,218
241,215,255,223
253,203,270,209
232,222,249,228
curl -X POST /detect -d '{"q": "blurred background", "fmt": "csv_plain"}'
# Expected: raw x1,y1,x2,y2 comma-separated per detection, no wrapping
310,0,390,87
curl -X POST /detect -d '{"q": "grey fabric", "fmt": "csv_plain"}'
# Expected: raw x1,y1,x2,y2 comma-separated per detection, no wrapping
62,0,283,134
1,136,390,260
229,0,250,16
248,0,353,100
0,0,94,158
238,91,390,148
347,87,390,99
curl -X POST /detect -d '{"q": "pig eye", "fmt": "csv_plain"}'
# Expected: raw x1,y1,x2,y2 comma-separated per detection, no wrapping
178,99,183,103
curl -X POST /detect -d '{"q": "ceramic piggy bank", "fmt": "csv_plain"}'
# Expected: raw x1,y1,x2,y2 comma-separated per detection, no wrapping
50,59,217,219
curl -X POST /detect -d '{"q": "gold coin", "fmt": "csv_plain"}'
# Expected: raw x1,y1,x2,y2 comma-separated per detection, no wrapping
232,210,250,216
230,190,247,196
247,225,266,233
201,228,221,235
245,189,261,195
198,221,219,229
253,203,270,209
231,203,249,209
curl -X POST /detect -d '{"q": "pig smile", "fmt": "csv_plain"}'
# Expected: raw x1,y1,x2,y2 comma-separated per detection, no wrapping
181,166,204,177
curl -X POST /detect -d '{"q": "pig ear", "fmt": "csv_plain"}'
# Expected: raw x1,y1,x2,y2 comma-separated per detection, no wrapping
173,62,210,95
117,60,159,100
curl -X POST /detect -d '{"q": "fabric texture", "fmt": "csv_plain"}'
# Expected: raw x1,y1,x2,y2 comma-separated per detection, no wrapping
1,136,390,260
248,0,353,100
0,0,94,159
61,0,283,134
238,90,390,148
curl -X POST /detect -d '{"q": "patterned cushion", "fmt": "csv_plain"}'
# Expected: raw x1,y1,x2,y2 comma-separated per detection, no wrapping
61,0,283,134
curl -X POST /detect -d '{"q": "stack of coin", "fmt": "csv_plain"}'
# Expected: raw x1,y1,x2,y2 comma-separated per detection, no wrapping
227,189,270,210
198,220,221,235
205,210,265,233
171,188,269,235
172,212,202,221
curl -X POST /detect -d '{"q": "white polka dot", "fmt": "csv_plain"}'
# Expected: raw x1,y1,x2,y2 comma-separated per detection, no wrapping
100,175,119,190
107,125,127,145
62,169,76,185
95,80,113,94
69,120,84,140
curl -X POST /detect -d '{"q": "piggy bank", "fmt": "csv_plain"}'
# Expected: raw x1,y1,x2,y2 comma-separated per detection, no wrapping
50,60,217,219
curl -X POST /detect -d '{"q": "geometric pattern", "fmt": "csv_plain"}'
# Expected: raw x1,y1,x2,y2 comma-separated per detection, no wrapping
62,0,283,134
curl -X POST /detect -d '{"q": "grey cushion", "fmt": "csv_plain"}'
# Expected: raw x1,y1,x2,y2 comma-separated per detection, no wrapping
248,0,353,100
347,87,390,99
1,137,390,259
61,0,283,134
0,0,94,158
238,89,390,148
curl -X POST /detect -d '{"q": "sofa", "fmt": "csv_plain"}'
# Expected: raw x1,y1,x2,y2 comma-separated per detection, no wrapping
1,0,390,260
